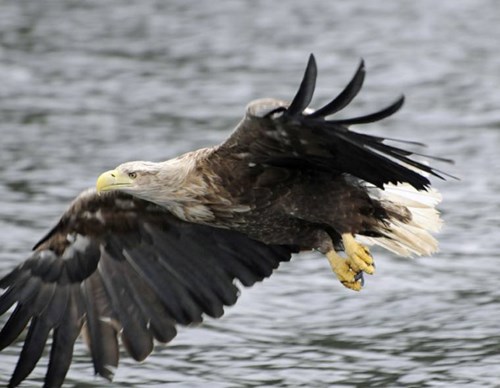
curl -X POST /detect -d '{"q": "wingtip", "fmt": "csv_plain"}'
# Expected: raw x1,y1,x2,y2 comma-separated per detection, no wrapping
308,53,317,68
307,57,367,119
397,94,405,107
286,54,318,116
358,58,366,72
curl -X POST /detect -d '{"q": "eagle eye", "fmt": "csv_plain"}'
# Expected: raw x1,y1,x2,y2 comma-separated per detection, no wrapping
128,172,137,179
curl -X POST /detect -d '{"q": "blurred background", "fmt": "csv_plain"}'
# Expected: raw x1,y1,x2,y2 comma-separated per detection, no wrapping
0,0,499,386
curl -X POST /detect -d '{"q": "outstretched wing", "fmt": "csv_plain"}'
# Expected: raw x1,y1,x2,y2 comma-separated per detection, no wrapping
220,54,452,190
0,190,296,387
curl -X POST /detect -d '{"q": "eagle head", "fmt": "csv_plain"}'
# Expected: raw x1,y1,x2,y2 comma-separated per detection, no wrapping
96,161,161,196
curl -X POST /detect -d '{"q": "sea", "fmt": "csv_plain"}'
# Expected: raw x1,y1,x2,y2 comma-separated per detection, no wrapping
0,0,499,386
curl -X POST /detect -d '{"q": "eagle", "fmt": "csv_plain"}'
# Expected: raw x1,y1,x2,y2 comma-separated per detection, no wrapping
0,55,449,387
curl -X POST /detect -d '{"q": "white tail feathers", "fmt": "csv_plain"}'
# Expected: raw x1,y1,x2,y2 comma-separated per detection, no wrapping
357,182,443,257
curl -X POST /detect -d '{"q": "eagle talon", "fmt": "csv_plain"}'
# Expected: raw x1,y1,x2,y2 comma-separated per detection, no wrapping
325,234,376,291
342,233,376,275
341,280,363,291
326,250,363,291
354,271,364,283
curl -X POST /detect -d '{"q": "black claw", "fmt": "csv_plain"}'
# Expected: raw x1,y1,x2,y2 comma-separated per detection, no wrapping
355,272,364,286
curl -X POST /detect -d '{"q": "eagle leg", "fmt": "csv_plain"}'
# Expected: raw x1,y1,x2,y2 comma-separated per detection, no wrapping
325,234,375,291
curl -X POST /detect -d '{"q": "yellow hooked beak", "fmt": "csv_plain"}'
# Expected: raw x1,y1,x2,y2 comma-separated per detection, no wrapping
96,169,133,193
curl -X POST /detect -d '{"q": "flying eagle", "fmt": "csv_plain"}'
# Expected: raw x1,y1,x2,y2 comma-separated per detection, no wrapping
0,55,449,387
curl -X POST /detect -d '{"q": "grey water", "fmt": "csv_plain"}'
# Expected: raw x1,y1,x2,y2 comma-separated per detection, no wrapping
0,0,499,386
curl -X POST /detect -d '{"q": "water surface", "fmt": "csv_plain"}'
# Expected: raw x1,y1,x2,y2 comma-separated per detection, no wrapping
1,0,499,386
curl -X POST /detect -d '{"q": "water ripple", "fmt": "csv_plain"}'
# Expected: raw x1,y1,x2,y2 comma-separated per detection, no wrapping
1,0,499,386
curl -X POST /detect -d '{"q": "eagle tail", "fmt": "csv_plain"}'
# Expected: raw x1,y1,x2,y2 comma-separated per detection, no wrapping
357,182,443,256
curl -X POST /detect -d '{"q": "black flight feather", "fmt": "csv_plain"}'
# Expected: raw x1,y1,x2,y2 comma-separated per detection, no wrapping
45,289,84,388
82,273,119,381
327,95,405,125
98,256,154,362
308,59,366,118
286,54,317,116
0,305,33,352
9,317,52,388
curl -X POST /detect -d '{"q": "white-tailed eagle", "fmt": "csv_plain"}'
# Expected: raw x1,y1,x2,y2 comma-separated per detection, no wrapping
0,55,450,387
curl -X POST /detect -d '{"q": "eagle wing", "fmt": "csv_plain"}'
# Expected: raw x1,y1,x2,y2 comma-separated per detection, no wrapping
0,190,296,387
220,54,451,190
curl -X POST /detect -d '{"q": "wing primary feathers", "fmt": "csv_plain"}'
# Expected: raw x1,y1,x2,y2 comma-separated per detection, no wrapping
331,130,433,189
145,226,228,318
0,267,26,290
341,131,450,176
122,243,204,325
327,95,405,125
227,57,452,190
369,136,427,147
336,128,456,178
9,283,69,387
362,140,454,178
308,59,366,118
9,318,51,388
82,273,119,381
98,254,154,362
286,54,317,116
44,288,84,388
331,129,455,175
103,256,177,344
0,305,33,352
0,275,40,316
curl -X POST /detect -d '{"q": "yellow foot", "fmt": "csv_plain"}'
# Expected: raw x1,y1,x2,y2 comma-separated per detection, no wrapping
342,233,375,275
326,250,363,291
326,234,375,291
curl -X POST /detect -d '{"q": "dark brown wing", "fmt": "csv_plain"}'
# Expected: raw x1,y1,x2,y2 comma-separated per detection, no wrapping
220,54,453,191
0,189,296,387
